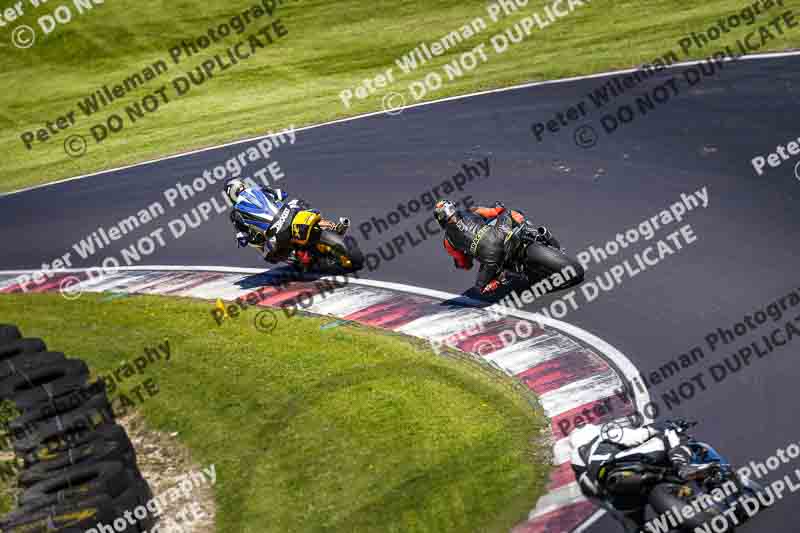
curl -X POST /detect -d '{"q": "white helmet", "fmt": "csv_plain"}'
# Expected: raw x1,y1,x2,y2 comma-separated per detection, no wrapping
225,179,246,203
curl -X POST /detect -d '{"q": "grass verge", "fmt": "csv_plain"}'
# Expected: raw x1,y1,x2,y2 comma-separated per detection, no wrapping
0,293,551,532
3,0,799,192
0,401,20,516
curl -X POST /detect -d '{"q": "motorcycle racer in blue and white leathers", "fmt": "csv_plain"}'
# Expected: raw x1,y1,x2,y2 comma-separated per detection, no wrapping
225,178,349,268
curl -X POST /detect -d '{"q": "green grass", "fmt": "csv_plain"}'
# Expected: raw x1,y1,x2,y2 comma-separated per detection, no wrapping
0,293,551,533
0,401,21,515
2,0,798,192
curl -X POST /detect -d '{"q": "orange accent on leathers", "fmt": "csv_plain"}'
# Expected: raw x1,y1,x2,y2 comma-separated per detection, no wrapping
509,210,525,224
472,206,505,218
482,279,502,294
472,206,525,224
443,238,473,269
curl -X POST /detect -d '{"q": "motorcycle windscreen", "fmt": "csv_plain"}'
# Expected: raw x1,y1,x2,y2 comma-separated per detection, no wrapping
237,189,283,231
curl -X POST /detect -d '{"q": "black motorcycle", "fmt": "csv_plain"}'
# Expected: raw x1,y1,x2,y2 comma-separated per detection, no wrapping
593,419,768,533
500,222,585,292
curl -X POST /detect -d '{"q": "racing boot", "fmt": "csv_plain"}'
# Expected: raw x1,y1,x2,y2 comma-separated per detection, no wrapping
480,272,511,295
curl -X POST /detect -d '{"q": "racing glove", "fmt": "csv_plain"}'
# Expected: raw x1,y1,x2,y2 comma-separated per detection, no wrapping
236,232,249,248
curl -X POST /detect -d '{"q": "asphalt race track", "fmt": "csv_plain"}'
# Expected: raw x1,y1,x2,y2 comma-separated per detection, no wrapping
3,54,800,532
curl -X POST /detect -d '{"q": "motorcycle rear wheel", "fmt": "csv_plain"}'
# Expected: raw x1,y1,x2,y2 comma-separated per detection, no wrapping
316,231,364,272
648,482,735,532
523,243,584,288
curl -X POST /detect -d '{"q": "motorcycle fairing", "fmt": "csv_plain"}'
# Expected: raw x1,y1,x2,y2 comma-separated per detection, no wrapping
690,441,729,467
291,211,321,245
236,188,284,232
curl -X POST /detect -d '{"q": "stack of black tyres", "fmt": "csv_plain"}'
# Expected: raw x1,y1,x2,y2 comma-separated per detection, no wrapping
0,324,155,532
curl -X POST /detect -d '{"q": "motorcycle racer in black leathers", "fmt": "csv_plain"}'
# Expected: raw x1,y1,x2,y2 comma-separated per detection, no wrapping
433,199,561,294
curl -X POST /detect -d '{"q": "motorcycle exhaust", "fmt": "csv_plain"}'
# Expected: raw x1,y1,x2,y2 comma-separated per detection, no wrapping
535,226,552,243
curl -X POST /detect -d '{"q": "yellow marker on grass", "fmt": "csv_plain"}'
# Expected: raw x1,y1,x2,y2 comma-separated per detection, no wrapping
215,299,230,321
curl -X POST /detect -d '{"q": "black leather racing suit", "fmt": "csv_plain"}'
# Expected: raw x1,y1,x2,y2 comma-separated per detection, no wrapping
443,206,525,292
